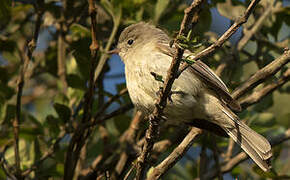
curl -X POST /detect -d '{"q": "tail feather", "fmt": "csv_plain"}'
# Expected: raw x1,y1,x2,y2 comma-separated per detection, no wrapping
225,124,272,171
220,107,272,171
203,93,272,171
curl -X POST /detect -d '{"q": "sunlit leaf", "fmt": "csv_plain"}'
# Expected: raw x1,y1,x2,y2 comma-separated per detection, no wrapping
154,0,169,24
70,24,90,38
217,0,254,27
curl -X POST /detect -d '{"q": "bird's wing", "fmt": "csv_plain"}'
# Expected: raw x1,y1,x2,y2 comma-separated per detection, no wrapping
190,60,241,111
156,44,241,112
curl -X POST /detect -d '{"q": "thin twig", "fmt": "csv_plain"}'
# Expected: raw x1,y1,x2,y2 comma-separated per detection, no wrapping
22,130,66,176
232,48,290,100
0,145,16,180
199,136,207,179
64,0,99,179
94,88,128,118
79,109,141,179
57,25,68,92
13,1,44,178
203,129,290,179
94,103,134,125
146,128,202,180
225,139,235,161
124,165,134,180
135,1,205,179
237,1,275,51
115,111,143,176
212,138,223,180
240,68,290,108
94,9,121,82
178,0,261,75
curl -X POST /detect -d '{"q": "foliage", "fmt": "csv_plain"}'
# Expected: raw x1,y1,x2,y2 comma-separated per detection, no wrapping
0,0,289,179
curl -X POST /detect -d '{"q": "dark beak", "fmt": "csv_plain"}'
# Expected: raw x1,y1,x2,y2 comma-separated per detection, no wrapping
108,48,120,54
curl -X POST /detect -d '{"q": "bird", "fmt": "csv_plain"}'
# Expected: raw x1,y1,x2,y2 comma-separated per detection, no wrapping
114,22,272,171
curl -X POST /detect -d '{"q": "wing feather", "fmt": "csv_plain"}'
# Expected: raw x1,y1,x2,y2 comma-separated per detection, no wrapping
156,44,241,112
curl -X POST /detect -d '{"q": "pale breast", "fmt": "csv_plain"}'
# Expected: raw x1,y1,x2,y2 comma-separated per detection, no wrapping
124,48,205,123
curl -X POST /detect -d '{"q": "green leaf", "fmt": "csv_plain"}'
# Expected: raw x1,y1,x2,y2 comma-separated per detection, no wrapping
135,7,144,21
72,41,91,79
182,58,196,65
66,74,85,90
0,0,11,28
70,24,90,38
105,119,120,137
53,103,71,123
252,166,278,178
19,126,42,141
28,114,43,130
154,0,170,24
217,0,254,27
252,112,276,127
195,6,212,33
231,166,243,177
254,94,274,112
150,72,164,83
3,104,16,125
101,0,122,24
45,46,58,77
0,39,16,53
0,67,9,83
45,115,61,137
0,96,5,121
0,83,14,100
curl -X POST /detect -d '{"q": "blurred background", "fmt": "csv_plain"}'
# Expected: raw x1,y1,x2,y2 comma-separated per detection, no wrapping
0,0,289,179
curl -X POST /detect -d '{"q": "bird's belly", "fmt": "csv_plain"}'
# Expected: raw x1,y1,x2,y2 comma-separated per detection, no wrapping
125,60,203,124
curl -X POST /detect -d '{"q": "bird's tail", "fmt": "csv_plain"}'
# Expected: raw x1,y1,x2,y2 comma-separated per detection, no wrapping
221,108,272,171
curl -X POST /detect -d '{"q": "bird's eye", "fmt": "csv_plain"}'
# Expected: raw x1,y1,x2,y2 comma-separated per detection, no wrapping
127,39,134,45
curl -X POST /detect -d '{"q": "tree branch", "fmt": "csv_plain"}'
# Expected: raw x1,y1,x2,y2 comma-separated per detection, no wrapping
178,0,261,75
22,130,66,177
135,1,205,179
13,1,44,178
240,68,290,109
237,1,275,51
147,128,202,180
232,48,290,100
64,0,99,179
203,129,290,179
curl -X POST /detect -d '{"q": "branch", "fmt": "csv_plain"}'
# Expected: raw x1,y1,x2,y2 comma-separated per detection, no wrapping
57,26,68,92
78,110,142,179
147,128,202,180
94,88,128,119
0,145,16,180
240,68,290,109
232,48,290,100
22,131,66,176
13,1,44,178
64,0,99,179
203,129,290,179
237,1,275,51
178,0,261,75
119,110,143,144
93,7,121,82
135,1,205,179
93,103,134,126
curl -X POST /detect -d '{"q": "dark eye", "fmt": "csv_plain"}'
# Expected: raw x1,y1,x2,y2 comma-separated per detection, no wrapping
127,39,134,45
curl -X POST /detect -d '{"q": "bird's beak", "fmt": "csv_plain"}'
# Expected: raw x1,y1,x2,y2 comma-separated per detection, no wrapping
107,48,120,55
